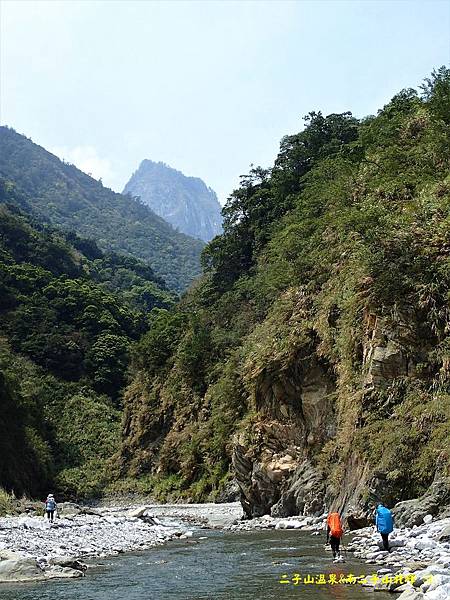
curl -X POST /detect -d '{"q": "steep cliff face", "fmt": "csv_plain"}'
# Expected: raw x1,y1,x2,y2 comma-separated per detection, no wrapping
231,305,438,520
116,70,450,520
123,160,222,242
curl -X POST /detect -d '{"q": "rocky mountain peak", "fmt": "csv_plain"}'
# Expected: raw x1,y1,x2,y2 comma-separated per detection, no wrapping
123,159,223,242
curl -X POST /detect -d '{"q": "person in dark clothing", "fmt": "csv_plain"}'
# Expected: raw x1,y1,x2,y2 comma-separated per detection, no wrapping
329,535,341,557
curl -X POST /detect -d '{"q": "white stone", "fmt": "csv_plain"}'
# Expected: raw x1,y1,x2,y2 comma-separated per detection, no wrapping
390,538,407,547
425,583,450,600
426,574,450,592
397,590,423,599
415,538,437,550
44,565,83,579
275,519,303,529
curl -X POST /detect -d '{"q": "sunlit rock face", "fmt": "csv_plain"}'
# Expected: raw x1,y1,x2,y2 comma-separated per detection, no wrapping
124,160,223,242
232,357,336,519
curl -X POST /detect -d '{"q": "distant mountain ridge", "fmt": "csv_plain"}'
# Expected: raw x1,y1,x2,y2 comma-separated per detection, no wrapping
123,159,223,242
0,127,204,292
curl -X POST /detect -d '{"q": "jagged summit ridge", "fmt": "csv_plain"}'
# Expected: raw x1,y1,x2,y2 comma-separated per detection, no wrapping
123,159,223,242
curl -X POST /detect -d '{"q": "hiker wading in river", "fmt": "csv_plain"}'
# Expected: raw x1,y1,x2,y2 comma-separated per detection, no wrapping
326,512,344,561
44,494,57,522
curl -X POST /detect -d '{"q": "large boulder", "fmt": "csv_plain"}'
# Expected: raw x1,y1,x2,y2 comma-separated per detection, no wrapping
438,525,450,542
393,477,450,527
397,590,423,600
44,565,84,579
425,584,450,600
128,506,151,518
0,550,87,583
0,552,45,583
57,502,82,516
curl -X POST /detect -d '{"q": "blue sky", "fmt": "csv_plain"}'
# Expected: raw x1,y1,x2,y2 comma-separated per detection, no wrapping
1,0,449,204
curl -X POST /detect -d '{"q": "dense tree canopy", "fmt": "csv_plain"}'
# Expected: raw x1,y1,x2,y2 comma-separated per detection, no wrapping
0,183,173,498
118,68,450,504
0,127,204,292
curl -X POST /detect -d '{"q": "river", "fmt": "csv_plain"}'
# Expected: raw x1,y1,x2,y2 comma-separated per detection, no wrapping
0,528,391,599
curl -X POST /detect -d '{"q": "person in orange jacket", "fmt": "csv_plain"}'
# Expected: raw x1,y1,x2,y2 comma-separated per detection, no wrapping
326,512,344,561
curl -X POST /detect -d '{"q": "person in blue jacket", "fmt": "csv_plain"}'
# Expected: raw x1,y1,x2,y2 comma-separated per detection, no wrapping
375,504,394,551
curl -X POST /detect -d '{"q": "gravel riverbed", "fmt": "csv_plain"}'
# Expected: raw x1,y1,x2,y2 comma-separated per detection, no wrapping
1,501,449,598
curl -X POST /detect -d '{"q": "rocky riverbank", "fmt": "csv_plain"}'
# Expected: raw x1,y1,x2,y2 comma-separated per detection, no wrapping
2,500,449,598
0,502,244,584
226,512,450,599
0,505,187,583
347,517,450,599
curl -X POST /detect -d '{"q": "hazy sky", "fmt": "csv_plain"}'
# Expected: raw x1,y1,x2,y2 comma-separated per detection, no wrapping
1,0,449,204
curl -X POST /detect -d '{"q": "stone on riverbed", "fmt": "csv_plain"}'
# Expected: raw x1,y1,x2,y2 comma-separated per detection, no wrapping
0,549,88,583
438,525,450,542
44,565,84,579
0,552,45,583
49,557,88,571
274,519,303,529
128,506,151,518
397,589,424,599
412,537,437,550
393,584,415,594
425,584,450,599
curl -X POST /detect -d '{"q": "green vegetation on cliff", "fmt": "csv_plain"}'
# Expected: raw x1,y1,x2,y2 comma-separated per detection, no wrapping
0,181,173,499
117,68,450,511
0,127,204,292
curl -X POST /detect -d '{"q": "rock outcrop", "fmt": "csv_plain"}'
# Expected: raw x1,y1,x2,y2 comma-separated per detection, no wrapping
123,160,222,242
393,476,450,527
232,307,448,521
0,550,85,583
232,357,335,518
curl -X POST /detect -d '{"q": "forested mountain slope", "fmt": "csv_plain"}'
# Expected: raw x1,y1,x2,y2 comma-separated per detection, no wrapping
124,160,222,242
0,127,204,292
0,180,173,499
117,68,450,519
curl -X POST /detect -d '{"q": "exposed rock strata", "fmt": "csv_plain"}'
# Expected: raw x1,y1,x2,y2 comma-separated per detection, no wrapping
232,310,448,520
232,359,335,518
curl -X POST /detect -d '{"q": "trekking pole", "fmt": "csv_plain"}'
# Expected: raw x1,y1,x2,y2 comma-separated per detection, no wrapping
341,540,348,560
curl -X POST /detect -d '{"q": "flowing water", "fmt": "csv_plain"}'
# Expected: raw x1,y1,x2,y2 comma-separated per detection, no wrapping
0,529,391,599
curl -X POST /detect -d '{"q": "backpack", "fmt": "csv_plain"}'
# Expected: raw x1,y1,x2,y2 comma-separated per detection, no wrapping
376,506,393,534
327,512,343,538
46,499,56,511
